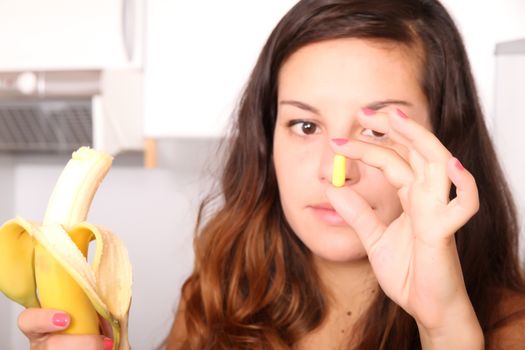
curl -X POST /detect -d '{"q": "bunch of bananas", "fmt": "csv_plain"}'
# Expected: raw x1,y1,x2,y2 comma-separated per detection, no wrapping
0,147,132,350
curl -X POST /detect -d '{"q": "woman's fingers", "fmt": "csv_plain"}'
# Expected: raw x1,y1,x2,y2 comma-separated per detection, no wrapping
444,158,480,231
388,108,452,163
357,109,425,182
408,148,426,184
18,308,70,338
34,334,112,350
18,308,113,350
389,109,452,200
331,108,478,241
331,139,415,189
357,108,452,201
326,186,386,253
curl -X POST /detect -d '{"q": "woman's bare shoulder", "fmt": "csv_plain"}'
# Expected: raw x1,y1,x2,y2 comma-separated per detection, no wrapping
486,288,525,349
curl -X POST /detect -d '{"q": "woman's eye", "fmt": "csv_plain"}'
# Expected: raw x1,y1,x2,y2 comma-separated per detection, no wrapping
361,128,388,140
289,120,321,136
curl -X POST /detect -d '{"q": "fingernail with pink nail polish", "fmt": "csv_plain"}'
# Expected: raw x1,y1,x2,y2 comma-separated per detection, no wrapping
362,107,375,116
396,108,409,119
332,138,348,145
104,337,114,350
52,313,70,327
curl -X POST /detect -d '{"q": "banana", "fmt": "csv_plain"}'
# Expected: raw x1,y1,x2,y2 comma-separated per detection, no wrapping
0,220,39,308
0,147,132,350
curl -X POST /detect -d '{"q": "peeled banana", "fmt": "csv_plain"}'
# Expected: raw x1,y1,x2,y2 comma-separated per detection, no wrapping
0,147,132,350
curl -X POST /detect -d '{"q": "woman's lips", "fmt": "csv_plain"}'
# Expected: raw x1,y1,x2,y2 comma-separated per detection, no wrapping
309,205,347,226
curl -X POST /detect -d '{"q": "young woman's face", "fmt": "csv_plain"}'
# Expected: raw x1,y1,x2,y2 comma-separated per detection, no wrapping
273,38,430,262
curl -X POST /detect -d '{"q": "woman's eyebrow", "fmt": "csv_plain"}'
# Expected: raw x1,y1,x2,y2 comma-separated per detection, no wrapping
366,100,413,110
279,99,412,114
279,100,320,115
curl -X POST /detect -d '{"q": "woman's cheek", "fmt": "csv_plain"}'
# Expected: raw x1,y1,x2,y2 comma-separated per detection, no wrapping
287,146,318,177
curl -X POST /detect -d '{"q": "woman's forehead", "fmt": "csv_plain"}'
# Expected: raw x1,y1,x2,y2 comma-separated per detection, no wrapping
279,38,422,85
277,39,429,123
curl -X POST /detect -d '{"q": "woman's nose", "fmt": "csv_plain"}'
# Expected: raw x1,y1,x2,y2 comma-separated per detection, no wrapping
318,139,359,185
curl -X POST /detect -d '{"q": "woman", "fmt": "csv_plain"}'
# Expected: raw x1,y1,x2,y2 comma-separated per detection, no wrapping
19,0,525,349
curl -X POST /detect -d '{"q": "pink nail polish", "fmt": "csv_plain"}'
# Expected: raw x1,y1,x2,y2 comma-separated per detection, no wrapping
103,337,114,350
362,107,375,116
52,313,70,327
396,108,409,119
332,138,348,145
455,158,464,171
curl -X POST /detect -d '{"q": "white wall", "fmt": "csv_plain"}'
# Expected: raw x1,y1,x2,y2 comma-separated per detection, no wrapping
144,0,299,138
440,0,525,125
0,155,14,348
0,156,14,229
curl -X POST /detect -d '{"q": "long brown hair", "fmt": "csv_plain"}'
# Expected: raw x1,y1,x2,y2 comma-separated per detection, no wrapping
175,0,525,348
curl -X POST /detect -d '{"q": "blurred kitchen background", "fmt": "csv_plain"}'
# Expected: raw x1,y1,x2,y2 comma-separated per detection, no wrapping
0,1,524,349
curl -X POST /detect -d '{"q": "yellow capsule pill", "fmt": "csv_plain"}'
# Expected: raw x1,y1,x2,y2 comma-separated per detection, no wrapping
332,154,346,187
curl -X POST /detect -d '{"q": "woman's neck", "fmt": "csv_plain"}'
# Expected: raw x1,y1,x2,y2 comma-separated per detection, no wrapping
314,256,379,326
294,257,379,349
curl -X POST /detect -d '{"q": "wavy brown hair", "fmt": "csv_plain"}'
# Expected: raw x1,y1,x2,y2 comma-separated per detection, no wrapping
172,0,525,348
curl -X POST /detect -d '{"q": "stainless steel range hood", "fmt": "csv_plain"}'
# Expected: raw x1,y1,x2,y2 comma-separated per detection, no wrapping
0,71,98,152
0,69,143,155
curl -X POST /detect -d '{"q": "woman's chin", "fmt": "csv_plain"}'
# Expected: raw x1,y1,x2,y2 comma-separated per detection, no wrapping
313,248,368,263
306,234,368,263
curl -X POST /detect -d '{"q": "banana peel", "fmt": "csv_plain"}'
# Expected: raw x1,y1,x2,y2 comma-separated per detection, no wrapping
0,147,132,350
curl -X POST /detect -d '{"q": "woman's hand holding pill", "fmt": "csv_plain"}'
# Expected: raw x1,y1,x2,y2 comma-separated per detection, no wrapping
326,108,483,347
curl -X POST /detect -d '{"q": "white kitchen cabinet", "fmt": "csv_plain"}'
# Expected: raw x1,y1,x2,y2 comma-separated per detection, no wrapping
143,0,298,138
0,0,143,71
